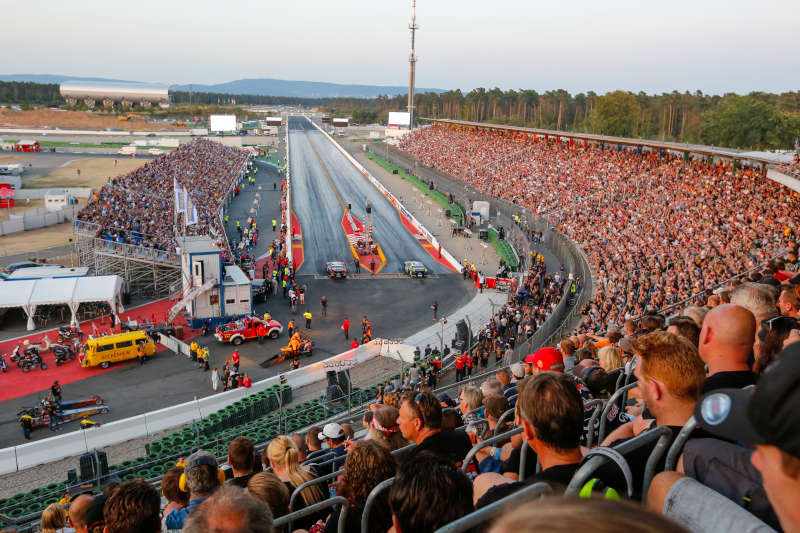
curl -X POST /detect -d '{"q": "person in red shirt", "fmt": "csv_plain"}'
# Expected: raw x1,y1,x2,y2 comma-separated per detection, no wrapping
455,354,465,382
231,350,240,372
466,352,474,377
342,317,350,340
350,340,359,350
242,374,252,388
255,323,267,345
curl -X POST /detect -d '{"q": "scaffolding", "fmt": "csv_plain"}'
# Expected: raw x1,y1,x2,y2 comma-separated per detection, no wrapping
73,222,181,299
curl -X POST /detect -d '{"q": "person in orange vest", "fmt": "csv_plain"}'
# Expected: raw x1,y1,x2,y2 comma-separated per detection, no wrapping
255,322,267,345
455,353,466,382
287,319,296,337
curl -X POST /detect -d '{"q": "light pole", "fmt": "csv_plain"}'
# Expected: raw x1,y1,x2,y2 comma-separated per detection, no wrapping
439,317,448,353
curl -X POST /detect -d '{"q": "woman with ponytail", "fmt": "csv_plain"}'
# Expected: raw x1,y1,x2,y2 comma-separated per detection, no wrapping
365,407,410,451
265,435,325,529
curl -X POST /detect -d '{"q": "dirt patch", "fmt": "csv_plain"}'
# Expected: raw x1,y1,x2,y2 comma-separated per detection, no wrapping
27,158,146,189
0,154,30,164
0,223,76,255
0,109,183,132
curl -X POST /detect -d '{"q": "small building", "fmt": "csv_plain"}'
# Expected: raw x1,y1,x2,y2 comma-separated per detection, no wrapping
44,189,76,211
222,264,253,317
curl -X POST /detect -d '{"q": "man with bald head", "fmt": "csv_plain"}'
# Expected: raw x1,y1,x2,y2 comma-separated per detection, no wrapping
698,304,758,393
67,494,93,533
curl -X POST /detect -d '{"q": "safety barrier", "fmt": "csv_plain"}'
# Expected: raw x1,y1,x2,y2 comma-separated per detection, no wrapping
0,340,387,475
308,118,462,272
285,124,293,265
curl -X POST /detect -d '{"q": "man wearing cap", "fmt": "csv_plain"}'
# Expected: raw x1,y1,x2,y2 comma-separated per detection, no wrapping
648,343,800,532
318,423,348,468
164,449,222,530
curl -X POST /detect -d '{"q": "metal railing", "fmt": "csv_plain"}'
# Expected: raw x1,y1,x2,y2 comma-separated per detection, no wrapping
274,496,349,533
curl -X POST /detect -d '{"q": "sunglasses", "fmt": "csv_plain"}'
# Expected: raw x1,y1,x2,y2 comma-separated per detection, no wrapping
764,316,799,331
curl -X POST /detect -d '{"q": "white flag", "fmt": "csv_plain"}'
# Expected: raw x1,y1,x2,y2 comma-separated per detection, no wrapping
173,178,185,214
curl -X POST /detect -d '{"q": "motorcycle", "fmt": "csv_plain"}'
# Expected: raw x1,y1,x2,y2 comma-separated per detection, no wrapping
51,343,76,366
20,352,46,372
57,326,83,344
10,343,22,364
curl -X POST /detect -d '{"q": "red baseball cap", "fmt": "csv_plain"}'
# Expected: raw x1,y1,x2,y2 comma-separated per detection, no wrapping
524,347,564,372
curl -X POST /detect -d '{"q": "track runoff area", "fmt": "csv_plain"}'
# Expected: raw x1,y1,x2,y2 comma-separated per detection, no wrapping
288,116,456,277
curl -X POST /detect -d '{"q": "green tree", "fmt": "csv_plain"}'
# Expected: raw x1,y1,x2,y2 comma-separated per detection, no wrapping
588,91,640,137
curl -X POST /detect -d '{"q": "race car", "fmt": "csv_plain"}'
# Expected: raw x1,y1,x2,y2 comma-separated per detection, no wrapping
324,261,347,279
215,316,283,345
403,260,428,278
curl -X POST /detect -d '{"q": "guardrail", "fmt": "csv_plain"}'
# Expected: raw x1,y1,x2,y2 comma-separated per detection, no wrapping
285,124,293,265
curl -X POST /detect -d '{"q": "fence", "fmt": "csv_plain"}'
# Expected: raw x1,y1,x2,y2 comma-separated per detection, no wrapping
0,205,79,236
12,188,93,200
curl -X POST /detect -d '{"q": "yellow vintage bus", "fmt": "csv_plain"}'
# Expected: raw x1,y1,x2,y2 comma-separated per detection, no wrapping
79,330,156,369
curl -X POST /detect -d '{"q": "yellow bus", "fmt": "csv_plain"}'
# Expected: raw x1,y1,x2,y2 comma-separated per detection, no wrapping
79,330,156,369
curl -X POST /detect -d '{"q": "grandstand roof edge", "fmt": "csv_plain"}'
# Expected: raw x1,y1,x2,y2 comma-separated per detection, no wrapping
421,118,781,166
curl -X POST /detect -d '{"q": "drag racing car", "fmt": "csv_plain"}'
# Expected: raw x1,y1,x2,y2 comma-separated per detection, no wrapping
403,260,428,278
215,315,283,345
18,396,108,431
324,261,347,279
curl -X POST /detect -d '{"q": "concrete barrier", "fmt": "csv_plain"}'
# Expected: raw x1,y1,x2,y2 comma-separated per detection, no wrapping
0,448,18,477
84,415,147,449
14,188,92,200
14,430,89,471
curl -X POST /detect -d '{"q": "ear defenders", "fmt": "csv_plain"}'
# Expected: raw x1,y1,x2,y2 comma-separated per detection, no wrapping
178,455,226,492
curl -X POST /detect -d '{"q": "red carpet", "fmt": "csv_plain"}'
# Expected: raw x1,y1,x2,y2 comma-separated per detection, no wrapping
290,210,304,271
0,298,192,403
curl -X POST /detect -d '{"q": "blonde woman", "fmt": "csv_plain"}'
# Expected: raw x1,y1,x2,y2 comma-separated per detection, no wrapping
597,346,623,371
265,435,325,530
40,503,68,533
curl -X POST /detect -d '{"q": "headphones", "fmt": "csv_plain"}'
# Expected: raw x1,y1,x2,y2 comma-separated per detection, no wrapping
179,455,226,492
576,447,633,499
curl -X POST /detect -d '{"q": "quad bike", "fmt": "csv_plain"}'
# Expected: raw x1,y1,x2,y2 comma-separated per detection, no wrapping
51,343,77,366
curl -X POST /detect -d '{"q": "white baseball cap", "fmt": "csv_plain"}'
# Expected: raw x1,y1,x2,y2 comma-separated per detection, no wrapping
318,422,344,440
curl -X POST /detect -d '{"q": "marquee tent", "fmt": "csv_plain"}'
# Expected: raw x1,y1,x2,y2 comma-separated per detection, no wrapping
0,275,124,330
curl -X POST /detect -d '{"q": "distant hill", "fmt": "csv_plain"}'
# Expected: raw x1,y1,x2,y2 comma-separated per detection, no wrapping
0,74,141,85
0,74,444,99
170,78,445,99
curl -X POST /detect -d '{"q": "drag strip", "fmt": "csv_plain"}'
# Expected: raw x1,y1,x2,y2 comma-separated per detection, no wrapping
289,117,351,274
300,121,452,275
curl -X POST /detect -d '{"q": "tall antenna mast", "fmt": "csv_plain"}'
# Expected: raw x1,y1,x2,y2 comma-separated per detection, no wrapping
407,0,418,130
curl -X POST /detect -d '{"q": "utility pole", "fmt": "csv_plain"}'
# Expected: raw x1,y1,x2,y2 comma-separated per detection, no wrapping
407,0,418,131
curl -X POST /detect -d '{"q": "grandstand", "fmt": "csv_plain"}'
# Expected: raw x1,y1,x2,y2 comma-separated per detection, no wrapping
3,116,798,533
72,139,250,296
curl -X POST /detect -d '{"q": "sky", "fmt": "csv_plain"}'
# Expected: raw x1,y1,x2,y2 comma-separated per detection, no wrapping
2,0,798,95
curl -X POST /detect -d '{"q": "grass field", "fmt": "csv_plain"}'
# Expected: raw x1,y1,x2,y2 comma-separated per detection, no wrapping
487,227,519,269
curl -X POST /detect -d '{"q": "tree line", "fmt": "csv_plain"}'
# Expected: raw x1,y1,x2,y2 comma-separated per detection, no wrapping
0,81,62,106
331,89,800,151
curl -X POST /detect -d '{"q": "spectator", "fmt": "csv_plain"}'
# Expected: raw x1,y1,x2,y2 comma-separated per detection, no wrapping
161,466,189,522
481,378,504,399
459,386,484,425
84,494,107,533
598,345,623,371
366,406,409,451
183,485,273,533
754,315,798,374
322,440,396,533
305,426,327,461
164,450,223,530
226,436,256,488
681,306,708,328
292,433,309,463
473,372,607,508
389,452,474,533
496,369,515,398
559,338,578,373
398,391,472,465
66,494,93,533
103,479,161,533
731,282,779,326
778,287,800,318
265,435,324,529
666,316,701,348
489,497,689,533
341,422,355,440
697,304,758,392
648,343,800,532
40,503,68,533
318,423,348,468
601,331,706,498
246,472,290,522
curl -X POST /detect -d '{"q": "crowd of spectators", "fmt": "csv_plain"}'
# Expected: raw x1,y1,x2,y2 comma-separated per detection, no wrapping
778,154,800,179
77,139,249,253
399,126,799,333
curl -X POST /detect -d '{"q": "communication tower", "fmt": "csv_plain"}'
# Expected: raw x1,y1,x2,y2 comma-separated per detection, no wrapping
407,0,418,130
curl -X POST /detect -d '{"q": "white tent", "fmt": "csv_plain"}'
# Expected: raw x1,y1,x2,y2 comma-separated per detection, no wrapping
0,275,124,330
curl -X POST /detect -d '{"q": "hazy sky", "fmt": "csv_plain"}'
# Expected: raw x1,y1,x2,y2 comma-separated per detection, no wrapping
3,0,798,94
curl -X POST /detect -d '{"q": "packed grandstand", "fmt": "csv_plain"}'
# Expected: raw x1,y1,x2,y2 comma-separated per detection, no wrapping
6,124,800,533
76,139,249,253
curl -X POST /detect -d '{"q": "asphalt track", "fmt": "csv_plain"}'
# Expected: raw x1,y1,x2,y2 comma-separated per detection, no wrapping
289,116,451,275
